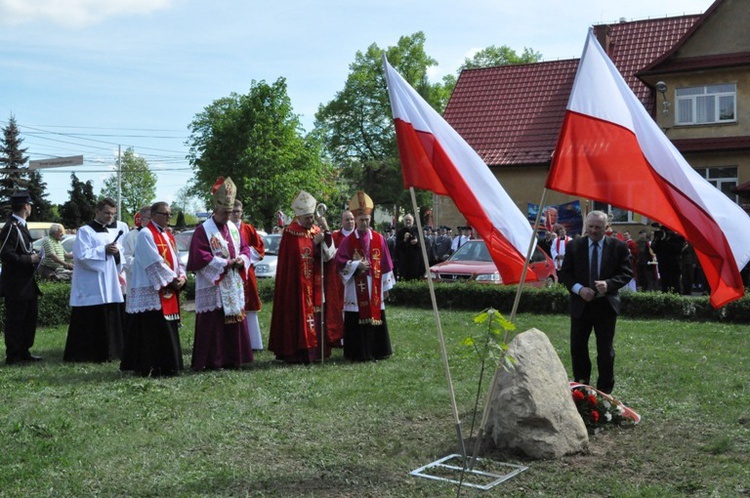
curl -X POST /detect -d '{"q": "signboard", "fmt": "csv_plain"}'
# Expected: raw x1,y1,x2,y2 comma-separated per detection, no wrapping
29,155,84,170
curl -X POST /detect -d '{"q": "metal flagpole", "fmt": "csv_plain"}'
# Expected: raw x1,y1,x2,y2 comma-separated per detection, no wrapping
408,187,468,463
468,187,549,469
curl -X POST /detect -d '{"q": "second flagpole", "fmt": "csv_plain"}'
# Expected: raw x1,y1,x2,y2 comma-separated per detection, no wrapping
408,186,468,464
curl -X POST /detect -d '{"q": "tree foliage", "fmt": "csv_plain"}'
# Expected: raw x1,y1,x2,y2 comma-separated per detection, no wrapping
100,147,157,220
0,115,31,217
314,32,447,216
60,173,97,229
26,170,55,221
187,78,336,230
461,45,542,71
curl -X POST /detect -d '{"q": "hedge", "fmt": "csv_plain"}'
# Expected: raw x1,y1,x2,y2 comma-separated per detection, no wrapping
0,279,746,329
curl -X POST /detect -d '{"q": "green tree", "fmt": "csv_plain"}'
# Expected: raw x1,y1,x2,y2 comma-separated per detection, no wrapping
462,45,542,70
100,147,157,220
314,32,445,214
187,78,336,230
0,114,31,217
441,45,543,97
60,173,97,229
173,210,187,230
27,170,55,221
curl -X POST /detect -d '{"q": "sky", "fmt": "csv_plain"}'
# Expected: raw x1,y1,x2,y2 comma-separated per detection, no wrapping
0,0,716,211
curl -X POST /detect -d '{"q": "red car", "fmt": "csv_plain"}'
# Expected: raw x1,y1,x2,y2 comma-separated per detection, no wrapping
428,239,557,287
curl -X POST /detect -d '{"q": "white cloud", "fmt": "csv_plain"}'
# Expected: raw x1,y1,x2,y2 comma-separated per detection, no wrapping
0,0,173,28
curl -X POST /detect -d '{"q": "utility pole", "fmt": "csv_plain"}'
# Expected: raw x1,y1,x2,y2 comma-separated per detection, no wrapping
117,144,122,221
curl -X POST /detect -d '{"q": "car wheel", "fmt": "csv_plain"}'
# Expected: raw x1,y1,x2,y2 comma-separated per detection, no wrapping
545,277,556,288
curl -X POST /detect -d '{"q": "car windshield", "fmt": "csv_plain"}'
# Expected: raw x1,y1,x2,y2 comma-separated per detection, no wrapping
448,240,493,262
174,230,194,251
263,234,281,255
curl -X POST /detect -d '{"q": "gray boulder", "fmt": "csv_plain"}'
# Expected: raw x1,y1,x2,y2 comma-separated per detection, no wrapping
483,328,588,459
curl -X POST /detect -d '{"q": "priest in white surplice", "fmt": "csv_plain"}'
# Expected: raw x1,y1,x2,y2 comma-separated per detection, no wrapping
64,198,126,362
120,201,186,376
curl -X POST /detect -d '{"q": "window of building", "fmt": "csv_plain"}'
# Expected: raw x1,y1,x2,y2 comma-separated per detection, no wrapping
592,202,638,223
694,166,738,203
675,84,736,125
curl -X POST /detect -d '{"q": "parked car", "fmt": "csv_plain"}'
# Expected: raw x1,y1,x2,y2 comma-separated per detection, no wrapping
256,233,281,278
32,233,75,253
1,221,57,242
428,239,557,287
173,229,194,268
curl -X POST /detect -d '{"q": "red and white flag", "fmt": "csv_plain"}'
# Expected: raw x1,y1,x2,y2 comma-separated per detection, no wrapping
383,57,537,284
547,30,750,308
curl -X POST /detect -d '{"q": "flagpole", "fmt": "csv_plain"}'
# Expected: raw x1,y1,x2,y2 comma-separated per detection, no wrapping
469,188,549,469
509,188,549,324
408,187,468,464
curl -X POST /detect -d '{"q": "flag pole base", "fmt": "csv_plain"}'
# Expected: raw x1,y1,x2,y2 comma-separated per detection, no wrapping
409,454,528,491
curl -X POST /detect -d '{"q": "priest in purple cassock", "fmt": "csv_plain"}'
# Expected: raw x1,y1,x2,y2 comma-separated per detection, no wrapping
187,177,261,370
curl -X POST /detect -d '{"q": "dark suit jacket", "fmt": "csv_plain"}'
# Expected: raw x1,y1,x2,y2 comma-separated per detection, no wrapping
559,235,632,317
0,217,41,300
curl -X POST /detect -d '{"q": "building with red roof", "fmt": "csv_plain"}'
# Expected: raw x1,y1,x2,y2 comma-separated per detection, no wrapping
435,0,750,232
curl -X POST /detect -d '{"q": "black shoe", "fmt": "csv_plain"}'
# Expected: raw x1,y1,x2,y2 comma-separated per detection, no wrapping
6,355,43,365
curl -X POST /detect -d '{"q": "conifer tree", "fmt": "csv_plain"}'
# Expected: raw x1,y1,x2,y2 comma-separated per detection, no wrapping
0,114,31,217
60,173,97,229
26,170,55,221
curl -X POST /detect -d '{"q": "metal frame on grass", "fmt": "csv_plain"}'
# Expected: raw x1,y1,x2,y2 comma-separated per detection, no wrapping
410,454,528,491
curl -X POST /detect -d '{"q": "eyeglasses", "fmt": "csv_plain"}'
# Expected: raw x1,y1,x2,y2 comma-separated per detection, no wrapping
154,212,172,218
231,210,242,214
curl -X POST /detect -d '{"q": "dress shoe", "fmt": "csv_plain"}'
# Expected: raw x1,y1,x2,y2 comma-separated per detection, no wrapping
6,355,43,365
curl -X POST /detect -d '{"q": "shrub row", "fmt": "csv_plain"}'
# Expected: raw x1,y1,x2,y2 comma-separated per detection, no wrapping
385,280,750,323
0,279,746,329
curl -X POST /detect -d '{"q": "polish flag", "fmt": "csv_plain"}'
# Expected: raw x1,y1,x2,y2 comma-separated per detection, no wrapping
547,30,750,308
383,57,537,283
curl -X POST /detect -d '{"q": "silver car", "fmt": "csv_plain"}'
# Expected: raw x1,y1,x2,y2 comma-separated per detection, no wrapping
256,234,281,278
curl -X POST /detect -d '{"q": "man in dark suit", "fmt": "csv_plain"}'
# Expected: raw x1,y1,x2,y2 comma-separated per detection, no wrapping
559,210,632,393
0,191,42,365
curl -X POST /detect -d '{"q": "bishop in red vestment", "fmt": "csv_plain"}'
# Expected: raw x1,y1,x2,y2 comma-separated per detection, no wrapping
269,191,338,363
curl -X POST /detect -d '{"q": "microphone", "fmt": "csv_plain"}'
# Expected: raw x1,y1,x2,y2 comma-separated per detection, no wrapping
113,230,124,244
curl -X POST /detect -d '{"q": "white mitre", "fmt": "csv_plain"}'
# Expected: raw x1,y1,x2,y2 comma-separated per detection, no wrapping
291,190,317,216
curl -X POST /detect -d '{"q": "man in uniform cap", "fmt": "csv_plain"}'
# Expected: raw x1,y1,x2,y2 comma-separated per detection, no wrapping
0,191,42,364
434,225,453,262
269,190,337,363
335,191,395,361
187,177,258,370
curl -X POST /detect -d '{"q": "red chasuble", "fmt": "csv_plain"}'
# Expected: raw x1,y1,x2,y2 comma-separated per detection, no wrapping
349,230,384,324
268,221,342,359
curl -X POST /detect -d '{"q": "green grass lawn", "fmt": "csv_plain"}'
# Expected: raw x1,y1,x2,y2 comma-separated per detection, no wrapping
1,305,748,497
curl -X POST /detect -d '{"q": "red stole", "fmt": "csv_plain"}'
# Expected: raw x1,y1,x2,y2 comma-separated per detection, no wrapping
147,223,181,321
351,230,383,325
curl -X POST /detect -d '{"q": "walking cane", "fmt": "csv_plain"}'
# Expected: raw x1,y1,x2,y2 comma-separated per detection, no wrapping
316,203,328,363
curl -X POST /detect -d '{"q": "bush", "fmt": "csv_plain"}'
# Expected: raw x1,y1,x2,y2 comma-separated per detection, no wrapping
386,281,750,323
0,279,745,328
